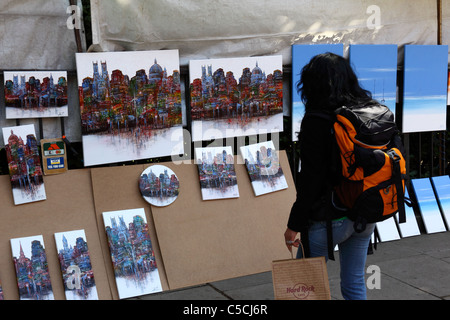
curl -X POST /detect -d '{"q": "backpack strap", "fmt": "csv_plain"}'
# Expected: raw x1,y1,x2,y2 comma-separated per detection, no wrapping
387,149,406,224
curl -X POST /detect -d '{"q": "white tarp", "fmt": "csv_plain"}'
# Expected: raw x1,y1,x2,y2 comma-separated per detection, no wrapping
90,0,447,66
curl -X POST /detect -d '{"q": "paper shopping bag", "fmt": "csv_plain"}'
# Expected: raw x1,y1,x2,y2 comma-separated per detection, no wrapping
272,253,331,300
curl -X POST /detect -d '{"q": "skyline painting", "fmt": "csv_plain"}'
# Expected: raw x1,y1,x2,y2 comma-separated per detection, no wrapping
76,50,184,166
349,44,398,117
54,230,98,300
412,178,446,234
195,146,239,200
11,235,54,300
240,140,288,196
431,175,450,229
139,165,180,207
2,124,46,205
291,44,344,141
102,208,163,299
4,71,68,119
189,55,283,141
402,45,448,133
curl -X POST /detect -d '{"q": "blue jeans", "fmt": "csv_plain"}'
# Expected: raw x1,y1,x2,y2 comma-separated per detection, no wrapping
297,218,375,300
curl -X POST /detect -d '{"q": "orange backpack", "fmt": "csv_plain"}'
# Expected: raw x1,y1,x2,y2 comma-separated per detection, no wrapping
332,103,407,232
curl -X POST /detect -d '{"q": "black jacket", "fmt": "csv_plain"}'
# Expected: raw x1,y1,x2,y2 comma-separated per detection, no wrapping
287,112,343,233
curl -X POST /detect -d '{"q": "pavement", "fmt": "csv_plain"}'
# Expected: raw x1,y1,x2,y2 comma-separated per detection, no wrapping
131,231,450,301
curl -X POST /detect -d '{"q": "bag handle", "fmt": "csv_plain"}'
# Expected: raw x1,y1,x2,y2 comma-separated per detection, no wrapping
290,239,305,259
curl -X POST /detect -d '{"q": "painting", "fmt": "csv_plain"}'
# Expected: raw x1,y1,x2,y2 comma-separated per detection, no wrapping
139,165,180,207
0,280,3,300
189,55,283,141
76,50,184,166
54,230,98,300
349,44,398,117
10,235,54,300
402,45,448,133
291,44,344,141
102,208,163,299
240,140,288,196
195,146,239,200
4,71,68,119
2,124,46,205
411,178,446,234
431,175,450,229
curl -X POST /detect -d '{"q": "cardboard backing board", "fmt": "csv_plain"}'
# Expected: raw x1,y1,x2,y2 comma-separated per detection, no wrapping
0,169,112,300
151,150,295,290
90,164,170,300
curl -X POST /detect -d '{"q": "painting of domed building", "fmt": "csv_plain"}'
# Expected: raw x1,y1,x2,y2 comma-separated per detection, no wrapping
189,55,283,141
75,50,184,166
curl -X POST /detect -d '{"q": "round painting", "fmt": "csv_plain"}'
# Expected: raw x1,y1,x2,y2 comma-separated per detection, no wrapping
139,165,180,207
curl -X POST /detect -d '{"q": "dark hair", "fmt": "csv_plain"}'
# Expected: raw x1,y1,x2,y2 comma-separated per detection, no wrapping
296,52,372,112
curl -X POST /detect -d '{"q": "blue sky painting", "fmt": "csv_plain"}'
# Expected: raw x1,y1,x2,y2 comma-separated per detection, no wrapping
349,44,398,118
412,178,447,234
431,175,450,229
291,44,343,141
402,45,448,133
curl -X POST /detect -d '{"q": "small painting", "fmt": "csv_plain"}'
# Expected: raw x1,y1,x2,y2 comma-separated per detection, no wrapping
76,50,184,166
2,124,46,205
240,140,288,196
102,208,163,299
10,235,54,300
4,71,68,119
195,146,239,200
139,165,180,207
189,55,283,141
54,230,98,300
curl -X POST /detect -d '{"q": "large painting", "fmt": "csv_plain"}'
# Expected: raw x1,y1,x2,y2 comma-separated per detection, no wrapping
189,55,283,141
349,44,398,117
2,124,46,205
54,230,98,300
402,45,448,133
102,208,163,299
291,44,344,141
76,50,184,166
4,71,68,119
240,140,288,196
10,235,54,300
195,146,239,200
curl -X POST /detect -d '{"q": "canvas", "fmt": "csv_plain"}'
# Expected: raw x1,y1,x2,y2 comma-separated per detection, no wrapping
2,124,46,205
349,44,398,117
431,176,450,229
102,208,163,299
195,146,239,200
54,230,98,300
189,55,283,141
411,178,446,234
0,280,3,300
10,235,54,300
240,141,288,196
291,44,344,141
139,165,180,207
402,45,448,133
76,50,184,166
4,71,68,119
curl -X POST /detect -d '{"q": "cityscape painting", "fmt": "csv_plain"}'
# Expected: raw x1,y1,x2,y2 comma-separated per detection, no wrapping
102,208,163,299
139,164,180,207
402,45,448,133
195,146,239,200
10,235,54,300
54,230,98,300
2,124,46,205
240,140,288,196
4,71,68,119
189,55,283,141
76,50,184,166
349,44,398,117
291,44,344,141
0,280,3,300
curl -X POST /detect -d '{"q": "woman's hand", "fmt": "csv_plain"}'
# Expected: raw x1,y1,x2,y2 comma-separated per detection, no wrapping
284,228,301,253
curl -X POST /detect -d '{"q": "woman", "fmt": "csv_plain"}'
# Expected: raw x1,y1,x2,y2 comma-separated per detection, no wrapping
284,52,376,300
